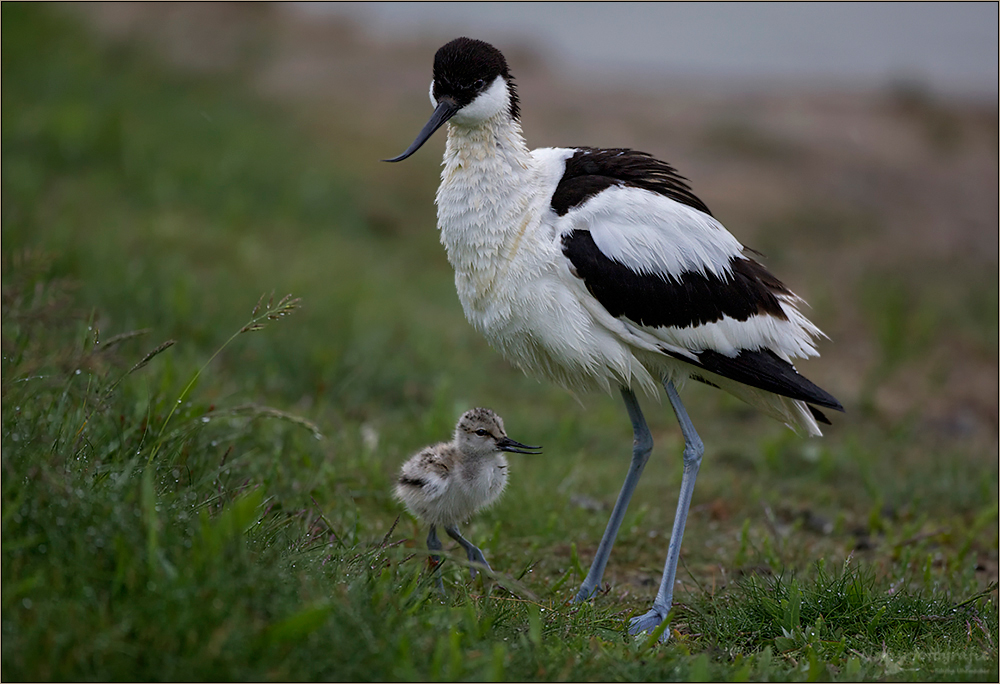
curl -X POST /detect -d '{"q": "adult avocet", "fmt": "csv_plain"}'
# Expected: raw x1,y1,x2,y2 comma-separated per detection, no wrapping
385,37,842,639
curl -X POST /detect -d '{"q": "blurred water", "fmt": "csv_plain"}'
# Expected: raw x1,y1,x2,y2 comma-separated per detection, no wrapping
296,2,998,100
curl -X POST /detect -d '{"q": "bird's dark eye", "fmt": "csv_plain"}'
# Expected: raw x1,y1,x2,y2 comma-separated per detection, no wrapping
475,428,488,436
473,78,485,89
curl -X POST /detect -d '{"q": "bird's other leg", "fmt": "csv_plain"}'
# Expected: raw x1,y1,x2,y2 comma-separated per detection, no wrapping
574,387,653,602
427,525,445,594
629,379,704,642
444,525,492,578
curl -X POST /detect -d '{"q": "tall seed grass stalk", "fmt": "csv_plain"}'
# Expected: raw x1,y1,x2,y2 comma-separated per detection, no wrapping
147,292,301,464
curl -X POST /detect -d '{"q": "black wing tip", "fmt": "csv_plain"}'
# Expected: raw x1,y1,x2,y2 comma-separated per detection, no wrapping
673,348,844,414
808,393,847,426
805,387,845,413
792,385,842,413
809,405,832,425
826,398,846,413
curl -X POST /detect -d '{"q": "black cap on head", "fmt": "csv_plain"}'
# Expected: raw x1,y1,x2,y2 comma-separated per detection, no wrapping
382,37,519,163
432,37,520,120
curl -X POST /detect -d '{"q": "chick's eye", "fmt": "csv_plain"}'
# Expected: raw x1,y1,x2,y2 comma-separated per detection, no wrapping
474,78,485,88
475,429,488,436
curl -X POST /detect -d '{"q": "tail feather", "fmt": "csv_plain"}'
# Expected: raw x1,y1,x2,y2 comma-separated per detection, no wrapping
689,371,828,437
683,348,843,411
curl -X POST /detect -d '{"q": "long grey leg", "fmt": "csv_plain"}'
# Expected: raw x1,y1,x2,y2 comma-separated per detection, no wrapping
444,525,492,578
574,387,654,601
427,525,445,594
629,378,704,641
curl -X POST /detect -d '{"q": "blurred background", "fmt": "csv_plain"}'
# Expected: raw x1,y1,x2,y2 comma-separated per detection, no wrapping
305,2,999,98
2,3,997,679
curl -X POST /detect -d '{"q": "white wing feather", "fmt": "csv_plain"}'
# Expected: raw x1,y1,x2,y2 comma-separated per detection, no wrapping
562,185,744,280
555,184,824,362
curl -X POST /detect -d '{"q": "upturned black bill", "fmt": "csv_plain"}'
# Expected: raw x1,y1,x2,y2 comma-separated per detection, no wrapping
382,99,460,162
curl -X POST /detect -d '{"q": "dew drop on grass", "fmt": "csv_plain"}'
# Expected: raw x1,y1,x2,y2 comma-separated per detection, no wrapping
201,417,210,423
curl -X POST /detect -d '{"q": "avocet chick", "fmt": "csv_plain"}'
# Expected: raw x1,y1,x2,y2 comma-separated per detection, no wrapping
395,408,540,586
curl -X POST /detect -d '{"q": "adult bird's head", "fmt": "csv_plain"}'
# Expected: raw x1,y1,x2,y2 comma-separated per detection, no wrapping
382,37,520,162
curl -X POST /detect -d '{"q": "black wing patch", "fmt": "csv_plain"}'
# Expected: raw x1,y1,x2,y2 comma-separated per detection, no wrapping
562,229,790,329
669,348,844,411
551,147,712,217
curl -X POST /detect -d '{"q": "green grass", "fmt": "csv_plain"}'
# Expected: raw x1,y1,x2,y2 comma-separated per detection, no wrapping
3,5,997,681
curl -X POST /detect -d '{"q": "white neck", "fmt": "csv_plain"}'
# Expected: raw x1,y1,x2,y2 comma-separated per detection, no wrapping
435,113,536,306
